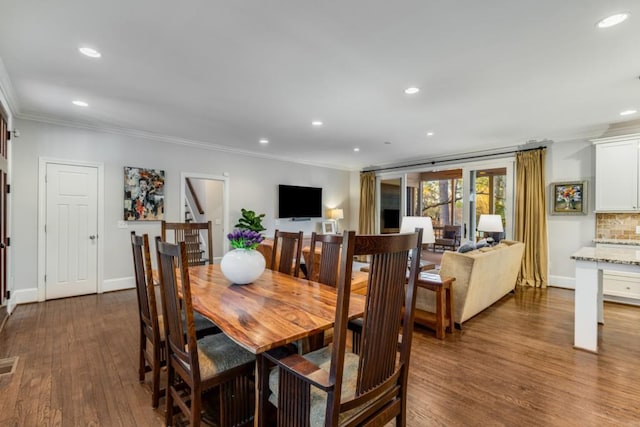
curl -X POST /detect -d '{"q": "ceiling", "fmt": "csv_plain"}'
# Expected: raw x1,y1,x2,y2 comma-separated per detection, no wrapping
0,1,639,171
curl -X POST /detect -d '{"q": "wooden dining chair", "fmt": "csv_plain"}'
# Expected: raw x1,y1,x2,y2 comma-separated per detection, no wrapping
161,221,214,266
270,230,303,277
264,229,423,426
131,232,220,408
155,237,256,427
131,232,166,408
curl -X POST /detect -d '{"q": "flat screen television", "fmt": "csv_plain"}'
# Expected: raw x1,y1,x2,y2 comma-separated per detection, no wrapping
278,185,323,218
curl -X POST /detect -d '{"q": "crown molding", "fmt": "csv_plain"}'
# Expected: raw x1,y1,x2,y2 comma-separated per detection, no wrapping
0,57,20,115
15,112,355,172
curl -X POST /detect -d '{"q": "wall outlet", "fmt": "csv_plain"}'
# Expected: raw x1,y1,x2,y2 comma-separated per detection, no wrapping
117,220,128,229
636,225,640,234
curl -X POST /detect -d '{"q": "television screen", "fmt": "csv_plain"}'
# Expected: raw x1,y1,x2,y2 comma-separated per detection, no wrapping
278,185,322,218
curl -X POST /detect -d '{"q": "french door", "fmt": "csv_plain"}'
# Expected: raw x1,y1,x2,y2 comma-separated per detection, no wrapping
402,159,514,241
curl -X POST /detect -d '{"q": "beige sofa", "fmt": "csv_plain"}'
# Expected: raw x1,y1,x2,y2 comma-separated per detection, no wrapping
415,240,525,325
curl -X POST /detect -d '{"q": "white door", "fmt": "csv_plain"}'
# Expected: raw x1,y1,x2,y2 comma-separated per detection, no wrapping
45,163,98,299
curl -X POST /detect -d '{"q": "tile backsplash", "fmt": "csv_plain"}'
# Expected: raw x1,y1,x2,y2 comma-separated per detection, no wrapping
596,213,640,241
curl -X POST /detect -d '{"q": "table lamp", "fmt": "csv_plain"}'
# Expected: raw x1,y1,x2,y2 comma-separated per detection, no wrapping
329,208,344,233
477,214,504,244
400,216,436,245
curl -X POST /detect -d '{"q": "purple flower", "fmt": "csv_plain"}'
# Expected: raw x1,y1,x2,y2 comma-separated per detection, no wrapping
227,229,265,250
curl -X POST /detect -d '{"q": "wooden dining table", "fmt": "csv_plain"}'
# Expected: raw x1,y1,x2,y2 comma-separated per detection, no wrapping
168,264,366,425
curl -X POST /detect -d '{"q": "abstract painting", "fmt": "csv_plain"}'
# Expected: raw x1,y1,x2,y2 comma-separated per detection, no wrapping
124,166,165,220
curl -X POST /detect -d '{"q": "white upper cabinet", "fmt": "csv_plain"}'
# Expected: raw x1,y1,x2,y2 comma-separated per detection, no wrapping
594,138,640,211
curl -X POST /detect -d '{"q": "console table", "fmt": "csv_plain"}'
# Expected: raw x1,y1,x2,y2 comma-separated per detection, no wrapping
571,246,640,353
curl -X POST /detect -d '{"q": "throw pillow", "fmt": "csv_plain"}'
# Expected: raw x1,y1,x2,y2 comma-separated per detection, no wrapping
457,240,476,253
476,238,489,249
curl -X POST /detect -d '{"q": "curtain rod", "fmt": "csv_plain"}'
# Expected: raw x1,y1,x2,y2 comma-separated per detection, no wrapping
362,146,546,173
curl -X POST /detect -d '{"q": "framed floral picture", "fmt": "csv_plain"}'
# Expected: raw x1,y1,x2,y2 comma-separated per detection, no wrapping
550,181,587,215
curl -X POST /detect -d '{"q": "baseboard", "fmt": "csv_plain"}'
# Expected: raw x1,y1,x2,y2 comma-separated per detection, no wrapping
11,288,39,305
549,275,575,289
103,277,135,293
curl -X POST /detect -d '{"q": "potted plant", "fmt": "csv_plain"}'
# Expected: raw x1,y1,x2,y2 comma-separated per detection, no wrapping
235,208,266,233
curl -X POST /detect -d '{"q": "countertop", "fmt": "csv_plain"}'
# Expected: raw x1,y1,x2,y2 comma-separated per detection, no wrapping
571,246,640,266
593,238,640,246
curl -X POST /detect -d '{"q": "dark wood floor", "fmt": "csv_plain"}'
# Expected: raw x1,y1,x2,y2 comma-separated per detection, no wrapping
1,286,639,426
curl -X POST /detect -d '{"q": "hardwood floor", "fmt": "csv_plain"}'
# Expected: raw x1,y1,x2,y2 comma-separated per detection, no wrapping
1,286,639,426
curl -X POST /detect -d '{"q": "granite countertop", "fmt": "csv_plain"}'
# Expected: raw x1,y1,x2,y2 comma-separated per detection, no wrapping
571,246,640,266
593,238,640,246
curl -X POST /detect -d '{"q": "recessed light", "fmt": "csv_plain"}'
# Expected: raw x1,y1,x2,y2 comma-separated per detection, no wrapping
597,12,630,28
620,109,637,116
404,87,420,95
259,138,269,144
311,120,323,127
353,147,360,152
72,100,89,107
78,47,101,58
426,131,434,136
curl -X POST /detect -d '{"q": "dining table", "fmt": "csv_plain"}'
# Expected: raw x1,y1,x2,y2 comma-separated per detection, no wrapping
167,263,367,425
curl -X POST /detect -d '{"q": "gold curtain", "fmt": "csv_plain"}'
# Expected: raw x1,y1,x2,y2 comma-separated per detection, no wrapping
515,149,548,288
359,171,376,234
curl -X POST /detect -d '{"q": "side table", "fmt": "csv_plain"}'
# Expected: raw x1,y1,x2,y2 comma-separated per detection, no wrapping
414,274,455,340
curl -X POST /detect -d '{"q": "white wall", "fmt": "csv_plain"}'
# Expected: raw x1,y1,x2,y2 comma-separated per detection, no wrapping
546,139,596,288
12,119,352,302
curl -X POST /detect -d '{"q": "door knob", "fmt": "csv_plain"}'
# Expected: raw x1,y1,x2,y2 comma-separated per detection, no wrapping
0,242,5,249
89,235,96,240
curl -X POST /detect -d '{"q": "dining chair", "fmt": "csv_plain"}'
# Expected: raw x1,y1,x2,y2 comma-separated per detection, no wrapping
161,220,214,266
131,232,220,408
270,230,303,277
304,232,362,353
434,224,461,251
264,229,423,426
131,232,165,408
155,237,256,427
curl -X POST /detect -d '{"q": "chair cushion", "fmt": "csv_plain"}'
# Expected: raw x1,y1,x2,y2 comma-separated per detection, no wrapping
157,312,219,340
268,346,366,427
192,334,255,380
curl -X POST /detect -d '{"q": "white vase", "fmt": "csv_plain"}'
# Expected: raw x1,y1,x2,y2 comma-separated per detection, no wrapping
220,248,266,285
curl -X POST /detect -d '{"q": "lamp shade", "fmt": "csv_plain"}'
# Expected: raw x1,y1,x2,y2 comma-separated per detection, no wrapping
477,214,504,233
400,216,435,244
329,208,344,220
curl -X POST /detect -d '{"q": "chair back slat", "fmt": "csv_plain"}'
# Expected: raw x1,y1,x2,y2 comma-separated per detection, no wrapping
161,220,214,266
358,249,408,392
131,232,152,325
155,238,200,380
307,232,343,286
271,230,303,277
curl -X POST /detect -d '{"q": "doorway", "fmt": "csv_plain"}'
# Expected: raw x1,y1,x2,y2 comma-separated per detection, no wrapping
180,173,229,262
38,159,104,300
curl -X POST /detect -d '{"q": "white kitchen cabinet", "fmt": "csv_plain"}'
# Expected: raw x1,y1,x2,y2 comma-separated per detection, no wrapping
595,243,640,305
593,137,640,211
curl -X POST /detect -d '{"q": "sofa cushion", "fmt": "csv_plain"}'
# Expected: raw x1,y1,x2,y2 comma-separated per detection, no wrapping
457,240,476,253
